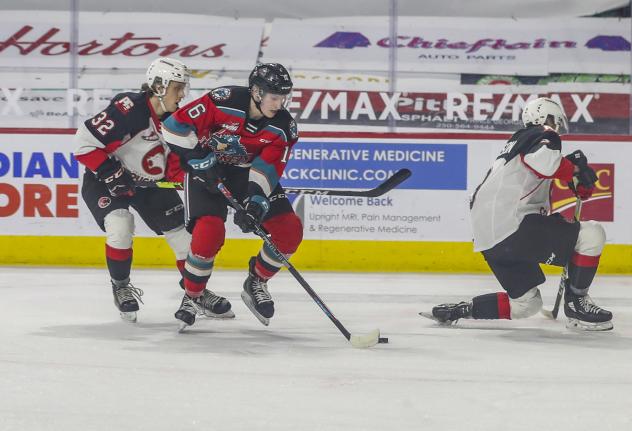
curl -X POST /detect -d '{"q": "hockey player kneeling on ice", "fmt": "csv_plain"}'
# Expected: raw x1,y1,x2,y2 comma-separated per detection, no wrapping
74,57,234,323
424,97,612,331
162,63,302,329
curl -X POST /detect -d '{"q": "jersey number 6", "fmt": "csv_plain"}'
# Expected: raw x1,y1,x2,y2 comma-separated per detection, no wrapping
187,103,206,119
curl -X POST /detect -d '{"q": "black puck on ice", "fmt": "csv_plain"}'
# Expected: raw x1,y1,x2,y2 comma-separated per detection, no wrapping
378,337,389,344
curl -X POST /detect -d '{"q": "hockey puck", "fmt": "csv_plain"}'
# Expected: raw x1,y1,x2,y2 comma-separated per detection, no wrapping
378,337,389,344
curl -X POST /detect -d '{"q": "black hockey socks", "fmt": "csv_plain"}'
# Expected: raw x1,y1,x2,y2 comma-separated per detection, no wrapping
471,292,511,319
568,253,600,295
105,244,132,282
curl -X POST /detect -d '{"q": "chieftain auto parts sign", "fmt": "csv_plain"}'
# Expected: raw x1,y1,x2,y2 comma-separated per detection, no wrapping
263,17,630,75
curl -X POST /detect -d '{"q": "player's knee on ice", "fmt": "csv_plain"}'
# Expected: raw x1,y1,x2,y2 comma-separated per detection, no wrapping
510,287,543,319
574,221,606,257
104,209,135,249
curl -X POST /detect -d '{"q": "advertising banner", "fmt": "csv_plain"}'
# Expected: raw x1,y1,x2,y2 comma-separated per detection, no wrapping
0,11,263,71
2,87,630,135
289,90,629,134
263,17,631,75
1,132,631,245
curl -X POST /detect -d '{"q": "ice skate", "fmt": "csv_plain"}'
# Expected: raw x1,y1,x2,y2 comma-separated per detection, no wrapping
111,279,144,323
179,279,234,319
241,257,274,326
564,289,613,331
174,294,198,332
420,301,472,325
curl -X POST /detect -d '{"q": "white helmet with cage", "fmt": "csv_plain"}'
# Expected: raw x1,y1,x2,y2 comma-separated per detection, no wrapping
521,97,569,134
145,57,190,97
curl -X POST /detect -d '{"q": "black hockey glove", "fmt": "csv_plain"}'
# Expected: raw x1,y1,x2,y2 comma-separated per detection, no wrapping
565,150,597,200
96,158,135,197
184,151,219,188
233,195,270,233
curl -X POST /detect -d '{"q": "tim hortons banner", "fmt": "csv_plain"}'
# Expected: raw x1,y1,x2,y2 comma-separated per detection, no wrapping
287,90,630,134
263,17,630,75
0,11,264,71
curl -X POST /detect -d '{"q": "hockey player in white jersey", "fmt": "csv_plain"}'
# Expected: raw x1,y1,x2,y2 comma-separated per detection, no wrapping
74,58,233,323
424,97,612,331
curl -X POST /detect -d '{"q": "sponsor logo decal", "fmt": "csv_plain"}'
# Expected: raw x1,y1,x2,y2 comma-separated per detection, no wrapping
114,96,134,114
211,87,232,102
98,196,111,208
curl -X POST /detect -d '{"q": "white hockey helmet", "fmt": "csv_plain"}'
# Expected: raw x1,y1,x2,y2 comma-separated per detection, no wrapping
521,97,569,134
146,57,190,97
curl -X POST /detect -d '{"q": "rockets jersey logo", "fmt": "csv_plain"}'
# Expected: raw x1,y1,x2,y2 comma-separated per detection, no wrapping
209,132,249,165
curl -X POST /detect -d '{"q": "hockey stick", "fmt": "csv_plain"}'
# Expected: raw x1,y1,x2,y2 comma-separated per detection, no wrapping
541,197,583,320
140,168,412,197
283,168,411,197
217,181,388,348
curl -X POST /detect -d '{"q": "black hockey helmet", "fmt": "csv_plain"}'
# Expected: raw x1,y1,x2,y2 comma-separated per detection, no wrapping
248,63,293,95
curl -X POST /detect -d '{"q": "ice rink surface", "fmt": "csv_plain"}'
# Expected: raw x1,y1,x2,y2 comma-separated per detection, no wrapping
0,267,630,431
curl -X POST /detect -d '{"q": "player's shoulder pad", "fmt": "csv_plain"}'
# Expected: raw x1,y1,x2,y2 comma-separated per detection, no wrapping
208,85,249,107
537,126,562,150
269,109,299,143
519,125,561,151
109,91,148,116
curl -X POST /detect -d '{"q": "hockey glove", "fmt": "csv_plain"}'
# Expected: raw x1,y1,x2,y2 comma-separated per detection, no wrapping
185,152,219,187
233,195,270,233
96,158,135,197
565,150,597,200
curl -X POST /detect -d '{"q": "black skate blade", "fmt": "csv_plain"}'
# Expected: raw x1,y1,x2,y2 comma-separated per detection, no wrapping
418,311,454,326
241,291,270,326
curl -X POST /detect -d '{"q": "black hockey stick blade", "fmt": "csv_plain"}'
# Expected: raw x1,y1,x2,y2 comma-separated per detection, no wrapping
143,168,412,197
283,168,412,197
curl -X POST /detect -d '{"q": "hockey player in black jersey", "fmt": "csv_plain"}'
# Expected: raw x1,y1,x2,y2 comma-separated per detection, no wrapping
423,97,612,331
74,57,233,323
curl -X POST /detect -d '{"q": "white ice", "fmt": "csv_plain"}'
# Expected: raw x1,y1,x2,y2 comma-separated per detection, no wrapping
0,267,631,431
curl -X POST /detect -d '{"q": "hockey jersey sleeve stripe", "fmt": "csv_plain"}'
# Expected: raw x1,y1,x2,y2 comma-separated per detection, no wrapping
162,115,194,135
74,150,109,171
263,124,288,143
162,127,198,149
249,156,279,196
73,123,124,171
520,144,563,178
217,106,246,118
